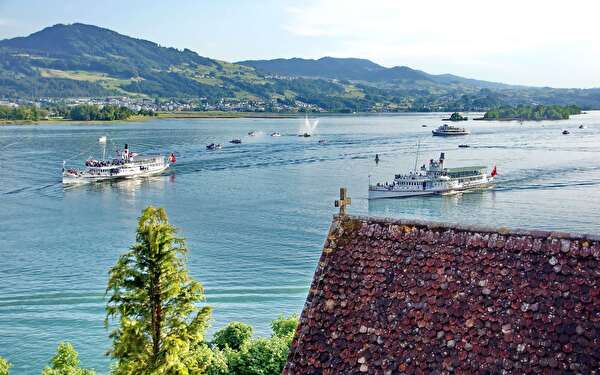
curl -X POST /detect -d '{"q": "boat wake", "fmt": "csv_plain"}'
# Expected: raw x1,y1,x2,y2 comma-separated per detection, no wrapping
495,165,600,192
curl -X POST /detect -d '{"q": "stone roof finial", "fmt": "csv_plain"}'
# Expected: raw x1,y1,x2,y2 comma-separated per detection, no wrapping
334,187,351,215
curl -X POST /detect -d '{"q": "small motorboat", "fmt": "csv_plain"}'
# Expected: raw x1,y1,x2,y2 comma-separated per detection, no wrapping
318,140,326,144
98,136,107,143
562,130,570,135
230,139,242,144
206,143,223,150
579,125,585,129
271,132,281,137
458,144,470,148
248,131,257,136
375,154,380,163
421,125,428,127
298,133,311,137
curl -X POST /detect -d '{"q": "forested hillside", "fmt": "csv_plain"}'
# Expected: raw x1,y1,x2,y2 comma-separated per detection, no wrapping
2,23,600,111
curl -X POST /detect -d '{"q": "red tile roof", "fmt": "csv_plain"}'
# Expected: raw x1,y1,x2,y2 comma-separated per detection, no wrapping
284,215,600,374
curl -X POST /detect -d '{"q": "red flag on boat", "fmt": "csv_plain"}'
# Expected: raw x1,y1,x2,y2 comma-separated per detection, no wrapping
168,153,176,163
491,165,497,177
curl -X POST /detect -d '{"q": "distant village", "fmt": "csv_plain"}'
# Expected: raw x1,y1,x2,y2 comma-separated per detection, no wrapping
0,96,329,114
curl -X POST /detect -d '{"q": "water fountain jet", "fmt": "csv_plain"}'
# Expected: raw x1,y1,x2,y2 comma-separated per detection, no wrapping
299,116,319,137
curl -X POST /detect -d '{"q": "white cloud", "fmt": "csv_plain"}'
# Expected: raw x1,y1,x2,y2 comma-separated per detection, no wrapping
284,0,600,87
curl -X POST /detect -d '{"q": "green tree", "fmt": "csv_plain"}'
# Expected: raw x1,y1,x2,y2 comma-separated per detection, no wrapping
214,315,299,375
270,315,298,338
225,336,291,375
0,356,10,375
41,342,95,375
106,206,212,374
205,348,229,375
449,112,465,121
212,322,253,351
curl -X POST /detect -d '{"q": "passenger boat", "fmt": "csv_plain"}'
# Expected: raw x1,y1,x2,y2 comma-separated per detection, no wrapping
562,130,570,135
432,124,470,136
62,144,171,184
298,133,311,137
368,152,496,199
458,144,470,148
230,139,242,144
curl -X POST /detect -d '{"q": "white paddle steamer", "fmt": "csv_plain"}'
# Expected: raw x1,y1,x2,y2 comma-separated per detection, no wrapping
368,153,496,199
63,144,173,184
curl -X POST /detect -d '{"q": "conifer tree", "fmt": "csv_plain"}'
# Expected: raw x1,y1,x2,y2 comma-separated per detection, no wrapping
106,207,212,374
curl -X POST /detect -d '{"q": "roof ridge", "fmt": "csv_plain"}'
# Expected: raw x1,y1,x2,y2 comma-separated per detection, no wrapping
335,214,600,241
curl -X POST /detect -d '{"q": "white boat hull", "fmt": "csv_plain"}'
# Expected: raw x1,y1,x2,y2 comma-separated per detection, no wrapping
63,164,169,185
432,130,470,136
369,178,494,200
368,189,437,200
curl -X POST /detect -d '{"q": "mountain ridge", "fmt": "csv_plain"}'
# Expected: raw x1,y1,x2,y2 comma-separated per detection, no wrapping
1,23,600,111
236,57,513,89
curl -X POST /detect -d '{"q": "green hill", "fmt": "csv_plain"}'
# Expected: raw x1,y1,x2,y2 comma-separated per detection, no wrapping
237,57,509,89
1,23,600,111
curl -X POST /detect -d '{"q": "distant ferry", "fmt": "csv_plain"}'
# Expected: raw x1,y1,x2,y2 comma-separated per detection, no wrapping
63,144,172,184
432,124,470,136
368,153,496,199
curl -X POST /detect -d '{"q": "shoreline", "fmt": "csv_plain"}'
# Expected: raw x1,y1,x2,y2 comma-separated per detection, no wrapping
1,110,590,126
0,111,303,125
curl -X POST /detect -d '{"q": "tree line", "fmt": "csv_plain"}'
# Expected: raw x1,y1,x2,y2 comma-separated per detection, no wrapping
0,105,48,121
61,104,156,121
0,207,297,375
482,104,581,121
0,104,156,122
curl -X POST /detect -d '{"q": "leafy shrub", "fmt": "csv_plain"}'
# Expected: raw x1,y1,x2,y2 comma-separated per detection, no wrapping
41,342,95,375
213,322,253,351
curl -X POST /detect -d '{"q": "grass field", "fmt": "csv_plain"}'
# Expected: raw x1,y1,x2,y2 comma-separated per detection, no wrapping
37,68,145,97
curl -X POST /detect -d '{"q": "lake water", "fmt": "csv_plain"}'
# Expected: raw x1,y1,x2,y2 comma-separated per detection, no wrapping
1,113,600,373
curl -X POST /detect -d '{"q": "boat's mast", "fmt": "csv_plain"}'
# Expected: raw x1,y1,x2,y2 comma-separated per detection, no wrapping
413,139,421,172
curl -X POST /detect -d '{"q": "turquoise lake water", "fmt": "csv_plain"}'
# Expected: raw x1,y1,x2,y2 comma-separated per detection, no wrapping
1,113,600,373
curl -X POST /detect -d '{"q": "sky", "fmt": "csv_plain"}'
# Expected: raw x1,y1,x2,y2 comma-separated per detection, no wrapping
0,0,599,88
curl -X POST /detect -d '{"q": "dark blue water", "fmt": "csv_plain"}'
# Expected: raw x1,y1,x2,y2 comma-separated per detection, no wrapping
1,113,600,373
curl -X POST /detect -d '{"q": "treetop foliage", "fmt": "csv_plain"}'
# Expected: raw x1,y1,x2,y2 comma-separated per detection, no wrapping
208,315,299,375
0,356,10,375
483,104,581,120
41,342,96,375
212,322,254,351
271,314,299,338
105,206,212,375
0,105,48,121
448,112,467,121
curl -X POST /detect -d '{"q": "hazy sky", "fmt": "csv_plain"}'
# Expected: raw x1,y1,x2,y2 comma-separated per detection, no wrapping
0,0,598,88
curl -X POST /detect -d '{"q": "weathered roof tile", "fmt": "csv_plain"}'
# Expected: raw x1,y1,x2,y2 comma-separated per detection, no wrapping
284,215,600,374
